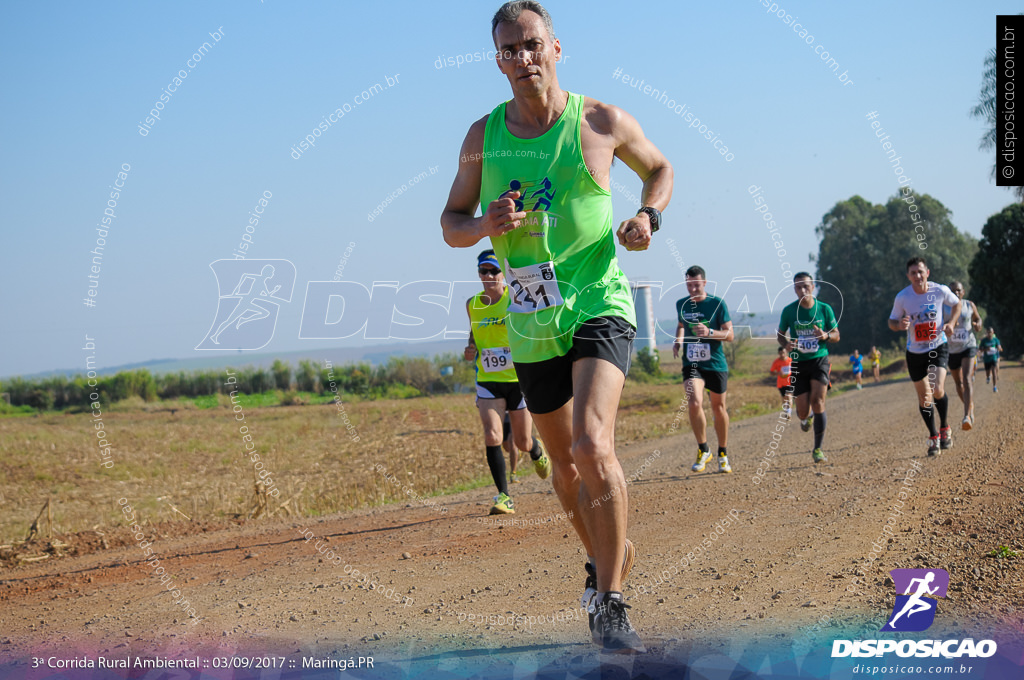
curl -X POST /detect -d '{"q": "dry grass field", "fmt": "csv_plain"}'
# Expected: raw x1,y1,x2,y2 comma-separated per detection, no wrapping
0,342,875,545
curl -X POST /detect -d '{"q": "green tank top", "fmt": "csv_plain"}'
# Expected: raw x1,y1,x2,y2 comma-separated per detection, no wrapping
469,287,518,383
480,92,636,363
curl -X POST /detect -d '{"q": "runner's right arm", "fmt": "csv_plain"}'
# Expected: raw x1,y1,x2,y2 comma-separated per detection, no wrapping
888,295,909,332
672,319,686,358
441,116,528,248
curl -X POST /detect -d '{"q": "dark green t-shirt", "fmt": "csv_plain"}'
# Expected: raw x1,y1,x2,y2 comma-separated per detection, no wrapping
778,298,838,361
979,336,1001,363
676,294,731,372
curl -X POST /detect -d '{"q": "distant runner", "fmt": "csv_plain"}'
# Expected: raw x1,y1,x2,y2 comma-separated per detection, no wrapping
868,346,882,383
888,257,960,456
465,249,551,515
769,347,793,416
849,349,864,390
777,273,840,464
673,266,734,474
979,328,1004,393
944,281,982,429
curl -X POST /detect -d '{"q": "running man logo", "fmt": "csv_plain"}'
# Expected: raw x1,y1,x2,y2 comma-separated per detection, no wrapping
196,259,297,350
880,568,949,632
502,177,557,213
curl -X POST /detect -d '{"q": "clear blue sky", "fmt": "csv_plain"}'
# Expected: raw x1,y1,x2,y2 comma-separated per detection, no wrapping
1,0,1016,377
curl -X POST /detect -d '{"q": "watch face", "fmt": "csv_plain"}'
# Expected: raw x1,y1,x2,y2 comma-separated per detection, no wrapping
642,207,660,231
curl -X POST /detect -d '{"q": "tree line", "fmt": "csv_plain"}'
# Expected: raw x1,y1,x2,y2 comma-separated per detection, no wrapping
2,354,476,412
814,192,1021,358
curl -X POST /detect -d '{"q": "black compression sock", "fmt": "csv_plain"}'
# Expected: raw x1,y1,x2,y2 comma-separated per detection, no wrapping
919,405,938,438
698,442,710,454
486,445,508,495
528,438,543,461
935,394,949,429
813,411,827,450
718,447,727,457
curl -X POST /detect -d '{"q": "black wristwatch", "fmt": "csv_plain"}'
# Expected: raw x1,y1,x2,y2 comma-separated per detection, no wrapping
637,206,661,233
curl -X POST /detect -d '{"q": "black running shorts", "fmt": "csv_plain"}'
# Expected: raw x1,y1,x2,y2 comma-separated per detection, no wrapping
906,344,949,383
947,347,976,371
514,316,636,415
476,381,527,411
682,365,728,395
791,356,831,397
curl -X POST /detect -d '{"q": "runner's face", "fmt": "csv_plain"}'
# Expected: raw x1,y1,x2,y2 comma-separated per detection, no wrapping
479,267,504,292
906,263,929,289
494,12,560,95
793,277,814,302
685,275,706,298
951,284,964,299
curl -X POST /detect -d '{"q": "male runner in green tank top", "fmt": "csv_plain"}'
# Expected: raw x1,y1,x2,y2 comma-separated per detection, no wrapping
440,1,672,654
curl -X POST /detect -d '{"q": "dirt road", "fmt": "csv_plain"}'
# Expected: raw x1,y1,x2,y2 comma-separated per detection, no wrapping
2,367,1022,679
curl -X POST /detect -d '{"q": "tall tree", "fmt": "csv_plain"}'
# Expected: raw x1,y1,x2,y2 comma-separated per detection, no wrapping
968,203,1024,358
814,191,977,353
970,47,1024,201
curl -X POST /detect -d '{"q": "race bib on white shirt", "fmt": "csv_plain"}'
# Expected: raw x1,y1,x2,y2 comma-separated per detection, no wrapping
480,347,512,373
796,336,819,353
505,259,564,314
686,343,711,362
952,328,970,344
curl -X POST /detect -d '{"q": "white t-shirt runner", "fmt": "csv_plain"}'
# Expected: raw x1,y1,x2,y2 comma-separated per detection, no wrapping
889,282,959,354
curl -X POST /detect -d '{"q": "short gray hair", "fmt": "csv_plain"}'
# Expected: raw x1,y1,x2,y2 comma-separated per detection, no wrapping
491,1,556,43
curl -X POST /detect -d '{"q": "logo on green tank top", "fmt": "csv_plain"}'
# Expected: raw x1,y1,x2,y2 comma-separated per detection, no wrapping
500,178,562,235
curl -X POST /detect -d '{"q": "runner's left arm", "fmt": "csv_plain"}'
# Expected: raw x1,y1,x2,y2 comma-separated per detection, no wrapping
970,303,983,332
605,105,673,251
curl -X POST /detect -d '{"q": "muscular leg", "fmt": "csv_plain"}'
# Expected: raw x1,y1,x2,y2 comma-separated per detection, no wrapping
708,390,729,449
950,367,964,404
913,376,934,408
809,380,828,449
685,378,707,445
913,376,938,437
571,357,628,594
509,407,534,453
502,431,518,476
794,392,811,421
810,380,827,415
530,401,593,558
477,398,507,494
962,357,975,418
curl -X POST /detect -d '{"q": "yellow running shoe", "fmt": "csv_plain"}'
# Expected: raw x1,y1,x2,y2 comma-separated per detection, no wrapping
489,492,515,515
533,439,552,480
692,449,712,472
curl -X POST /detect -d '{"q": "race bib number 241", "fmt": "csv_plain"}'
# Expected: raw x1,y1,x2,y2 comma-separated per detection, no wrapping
505,259,564,313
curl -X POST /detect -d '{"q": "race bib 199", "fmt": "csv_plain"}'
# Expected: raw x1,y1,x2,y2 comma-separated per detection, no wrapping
505,259,564,314
480,347,512,373
686,343,711,362
796,336,819,353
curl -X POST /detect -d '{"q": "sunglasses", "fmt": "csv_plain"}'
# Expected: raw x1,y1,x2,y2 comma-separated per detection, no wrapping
478,267,501,276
